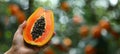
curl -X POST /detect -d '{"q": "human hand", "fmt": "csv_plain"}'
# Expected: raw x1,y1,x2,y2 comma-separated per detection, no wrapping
5,21,50,54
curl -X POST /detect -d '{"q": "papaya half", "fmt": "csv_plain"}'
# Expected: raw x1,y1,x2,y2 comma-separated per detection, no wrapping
23,7,54,46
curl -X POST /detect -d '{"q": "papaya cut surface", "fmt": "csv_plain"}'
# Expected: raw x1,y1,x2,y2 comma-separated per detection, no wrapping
23,7,54,46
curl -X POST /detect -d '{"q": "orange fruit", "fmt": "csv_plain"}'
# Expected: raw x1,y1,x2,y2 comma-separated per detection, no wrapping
73,15,83,24
9,4,20,15
99,20,111,31
60,2,69,12
79,25,89,38
85,45,95,54
63,37,72,47
15,11,26,23
44,47,55,54
91,26,101,39
9,4,26,23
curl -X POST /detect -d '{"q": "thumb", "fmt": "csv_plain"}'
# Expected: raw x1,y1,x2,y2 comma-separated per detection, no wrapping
13,21,26,45
17,21,26,34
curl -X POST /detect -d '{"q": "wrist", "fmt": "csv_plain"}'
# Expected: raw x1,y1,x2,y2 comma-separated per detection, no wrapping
4,46,18,54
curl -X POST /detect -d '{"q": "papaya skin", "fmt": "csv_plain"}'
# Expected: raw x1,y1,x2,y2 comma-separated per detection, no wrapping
23,7,54,46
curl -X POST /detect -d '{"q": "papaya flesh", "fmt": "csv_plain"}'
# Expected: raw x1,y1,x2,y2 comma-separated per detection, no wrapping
23,7,54,46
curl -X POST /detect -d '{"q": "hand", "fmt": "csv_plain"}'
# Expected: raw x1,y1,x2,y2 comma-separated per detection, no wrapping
4,21,50,54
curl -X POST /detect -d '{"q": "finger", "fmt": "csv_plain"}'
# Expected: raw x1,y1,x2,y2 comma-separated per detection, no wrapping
36,40,51,51
17,21,26,34
13,21,26,45
52,32,56,36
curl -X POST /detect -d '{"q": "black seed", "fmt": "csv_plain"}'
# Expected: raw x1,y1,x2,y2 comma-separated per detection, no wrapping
31,16,45,40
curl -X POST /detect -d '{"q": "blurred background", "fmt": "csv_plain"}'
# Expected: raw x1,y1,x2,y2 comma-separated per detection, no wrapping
0,0,120,54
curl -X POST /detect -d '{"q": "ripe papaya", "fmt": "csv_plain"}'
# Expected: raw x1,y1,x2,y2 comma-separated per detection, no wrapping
23,7,54,46
60,2,70,12
79,25,89,37
99,20,111,31
91,26,101,39
85,44,95,54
